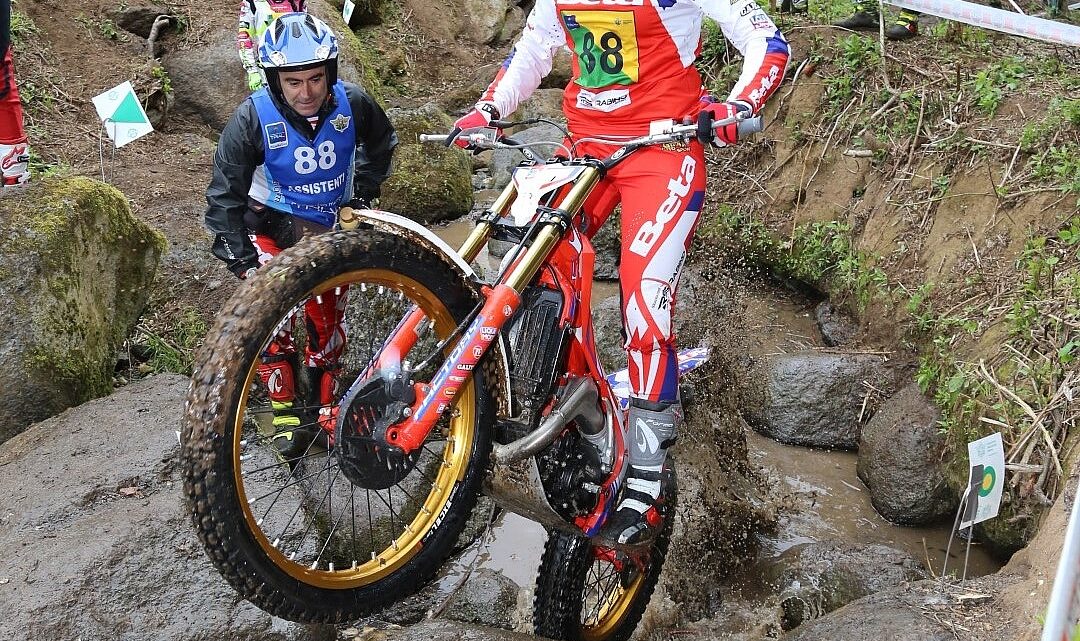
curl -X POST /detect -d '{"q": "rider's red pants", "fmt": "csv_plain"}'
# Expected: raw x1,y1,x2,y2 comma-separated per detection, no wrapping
0,46,26,145
576,139,707,404
250,233,347,405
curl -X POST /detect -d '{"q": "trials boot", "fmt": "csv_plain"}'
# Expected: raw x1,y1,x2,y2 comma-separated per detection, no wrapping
600,398,680,546
257,352,324,461
886,10,920,40
834,1,878,30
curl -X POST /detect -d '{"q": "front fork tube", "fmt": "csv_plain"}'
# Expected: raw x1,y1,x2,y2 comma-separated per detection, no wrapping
385,224,566,453
374,171,600,454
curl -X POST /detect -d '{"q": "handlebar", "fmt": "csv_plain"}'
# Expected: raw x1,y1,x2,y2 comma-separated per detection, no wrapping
420,113,762,152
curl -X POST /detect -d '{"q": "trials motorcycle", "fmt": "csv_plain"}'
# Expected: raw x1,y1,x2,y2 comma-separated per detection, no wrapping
181,112,757,640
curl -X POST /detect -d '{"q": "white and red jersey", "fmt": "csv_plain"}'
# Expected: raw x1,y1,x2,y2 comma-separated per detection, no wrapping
479,0,790,136
238,0,307,75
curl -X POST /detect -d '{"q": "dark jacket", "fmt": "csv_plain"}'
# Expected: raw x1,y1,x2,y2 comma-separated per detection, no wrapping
205,81,397,276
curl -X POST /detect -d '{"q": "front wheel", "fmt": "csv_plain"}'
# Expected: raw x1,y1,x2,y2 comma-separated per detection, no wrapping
182,229,494,622
533,464,677,641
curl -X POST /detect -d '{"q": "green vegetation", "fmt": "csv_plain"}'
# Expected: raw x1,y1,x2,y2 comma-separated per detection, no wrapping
136,307,208,374
971,58,1027,115
702,208,889,311
824,35,880,108
911,218,1078,506
150,65,173,95
74,15,122,41
10,10,40,46
1018,98,1080,201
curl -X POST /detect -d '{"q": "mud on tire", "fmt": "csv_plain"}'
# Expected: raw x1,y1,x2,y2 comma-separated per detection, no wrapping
181,229,494,622
533,465,677,641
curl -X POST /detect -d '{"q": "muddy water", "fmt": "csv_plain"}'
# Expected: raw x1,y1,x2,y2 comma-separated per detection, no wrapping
427,219,1000,609
736,285,1000,582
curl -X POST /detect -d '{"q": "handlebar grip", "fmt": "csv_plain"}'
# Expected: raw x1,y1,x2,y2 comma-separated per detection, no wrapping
418,134,449,144
737,116,763,137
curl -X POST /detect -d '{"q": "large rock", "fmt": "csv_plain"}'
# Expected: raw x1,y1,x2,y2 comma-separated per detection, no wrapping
591,213,620,281
779,581,960,641
162,30,248,132
490,124,568,189
745,352,893,449
381,620,535,641
858,383,958,525
0,375,333,640
459,0,512,44
0,177,165,444
381,104,474,224
765,542,927,630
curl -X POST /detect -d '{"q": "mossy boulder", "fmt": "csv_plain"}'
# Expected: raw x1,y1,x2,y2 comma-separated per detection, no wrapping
0,176,166,443
379,104,474,224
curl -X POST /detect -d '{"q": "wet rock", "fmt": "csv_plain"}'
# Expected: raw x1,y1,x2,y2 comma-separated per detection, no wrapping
779,580,961,640
858,383,959,525
813,301,858,347
592,296,625,374
744,352,893,449
0,375,332,640
379,620,535,641
0,177,165,444
592,214,620,281
765,542,927,631
444,568,519,629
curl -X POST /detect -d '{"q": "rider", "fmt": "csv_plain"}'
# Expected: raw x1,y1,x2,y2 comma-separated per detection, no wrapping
237,0,307,92
0,0,29,191
206,12,398,458
453,1,789,545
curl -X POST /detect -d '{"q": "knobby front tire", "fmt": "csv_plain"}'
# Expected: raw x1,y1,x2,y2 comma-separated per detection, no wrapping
533,465,677,641
181,229,494,622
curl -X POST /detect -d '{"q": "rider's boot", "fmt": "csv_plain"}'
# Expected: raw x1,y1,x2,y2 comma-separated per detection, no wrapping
833,0,878,30
885,10,920,40
308,365,340,444
257,353,324,460
1,142,30,192
600,398,680,546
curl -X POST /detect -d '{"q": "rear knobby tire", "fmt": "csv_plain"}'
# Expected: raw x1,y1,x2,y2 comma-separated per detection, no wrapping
181,229,494,622
533,465,677,641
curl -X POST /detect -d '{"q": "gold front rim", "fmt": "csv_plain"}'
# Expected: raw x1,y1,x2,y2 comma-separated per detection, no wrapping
580,566,646,641
232,268,476,588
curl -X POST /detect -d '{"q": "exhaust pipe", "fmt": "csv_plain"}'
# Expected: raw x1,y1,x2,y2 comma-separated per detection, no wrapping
492,377,604,465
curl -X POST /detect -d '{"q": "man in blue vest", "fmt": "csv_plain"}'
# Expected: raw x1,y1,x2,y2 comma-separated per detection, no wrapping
205,12,398,460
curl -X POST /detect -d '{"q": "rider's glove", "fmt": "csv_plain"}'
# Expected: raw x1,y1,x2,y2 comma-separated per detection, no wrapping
447,103,501,149
686,97,753,147
246,71,264,92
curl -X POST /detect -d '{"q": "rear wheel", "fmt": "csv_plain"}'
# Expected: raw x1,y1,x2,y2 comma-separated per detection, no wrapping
182,229,494,622
533,465,677,641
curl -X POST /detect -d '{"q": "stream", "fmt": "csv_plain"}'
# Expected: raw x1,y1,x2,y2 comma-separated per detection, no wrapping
422,217,1003,632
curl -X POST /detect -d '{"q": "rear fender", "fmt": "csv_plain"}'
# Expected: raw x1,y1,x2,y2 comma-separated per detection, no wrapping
354,209,513,417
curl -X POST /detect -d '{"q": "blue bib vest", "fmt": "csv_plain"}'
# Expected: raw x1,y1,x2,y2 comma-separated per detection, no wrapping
248,82,356,228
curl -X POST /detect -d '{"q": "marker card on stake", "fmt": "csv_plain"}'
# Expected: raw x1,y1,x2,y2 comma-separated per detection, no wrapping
92,81,154,148
960,432,1006,530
